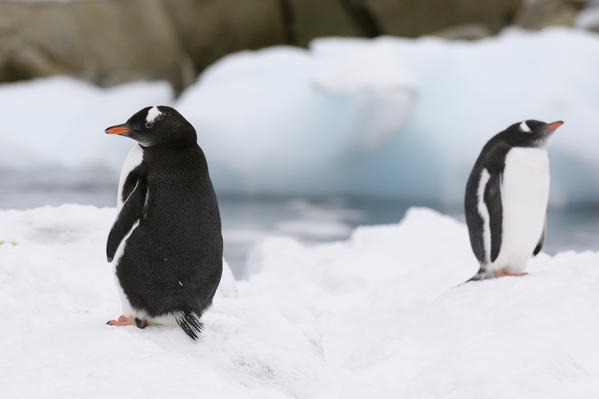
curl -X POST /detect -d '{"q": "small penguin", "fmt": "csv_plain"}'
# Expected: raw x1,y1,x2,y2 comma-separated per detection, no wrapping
105,106,223,339
465,120,563,280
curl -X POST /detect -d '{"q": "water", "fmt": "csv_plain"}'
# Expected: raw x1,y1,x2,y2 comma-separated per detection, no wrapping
1,183,597,278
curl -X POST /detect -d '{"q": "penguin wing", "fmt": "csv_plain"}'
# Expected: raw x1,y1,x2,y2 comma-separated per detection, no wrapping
533,216,547,256
106,177,147,262
484,172,503,263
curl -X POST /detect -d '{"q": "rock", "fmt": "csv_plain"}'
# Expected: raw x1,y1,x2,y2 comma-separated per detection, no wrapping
431,23,493,40
285,0,370,46
0,0,192,91
575,6,599,33
515,0,582,30
162,0,287,75
361,0,521,37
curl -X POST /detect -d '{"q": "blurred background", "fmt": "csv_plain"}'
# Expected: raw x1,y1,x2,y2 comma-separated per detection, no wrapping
0,0,598,276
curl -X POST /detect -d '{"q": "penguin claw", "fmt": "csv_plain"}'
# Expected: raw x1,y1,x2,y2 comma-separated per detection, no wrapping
106,315,132,326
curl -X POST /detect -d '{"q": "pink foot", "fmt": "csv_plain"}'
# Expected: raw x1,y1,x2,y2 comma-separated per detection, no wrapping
495,270,527,278
106,315,132,326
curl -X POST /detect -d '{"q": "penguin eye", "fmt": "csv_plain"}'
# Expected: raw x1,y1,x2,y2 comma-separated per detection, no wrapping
145,121,154,129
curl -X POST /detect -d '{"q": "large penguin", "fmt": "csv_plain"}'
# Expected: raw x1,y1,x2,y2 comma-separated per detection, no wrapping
465,120,563,281
105,106,222,339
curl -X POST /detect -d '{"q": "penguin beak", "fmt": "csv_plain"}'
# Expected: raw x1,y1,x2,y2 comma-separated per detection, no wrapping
105,123,132,135
546,121,563,131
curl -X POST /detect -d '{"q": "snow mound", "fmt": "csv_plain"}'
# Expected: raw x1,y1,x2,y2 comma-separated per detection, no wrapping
2,205,599,398
177,44,416,194
0,76,172,172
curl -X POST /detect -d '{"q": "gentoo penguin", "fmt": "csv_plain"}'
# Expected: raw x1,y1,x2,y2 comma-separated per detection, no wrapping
105,106,222,339
465,120,563,281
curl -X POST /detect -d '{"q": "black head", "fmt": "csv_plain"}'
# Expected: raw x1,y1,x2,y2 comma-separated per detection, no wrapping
105,106,197,147
502,119,563,148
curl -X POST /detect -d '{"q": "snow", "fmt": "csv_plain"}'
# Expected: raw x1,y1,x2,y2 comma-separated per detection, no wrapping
2,205,599,398
181,28,599,205
0,76,171,172
1,28,599,205
576,6,599,30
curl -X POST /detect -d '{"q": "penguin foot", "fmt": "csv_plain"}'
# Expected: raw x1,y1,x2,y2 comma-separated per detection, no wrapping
134,318,148,329
106,315,132,326
495,270,527,278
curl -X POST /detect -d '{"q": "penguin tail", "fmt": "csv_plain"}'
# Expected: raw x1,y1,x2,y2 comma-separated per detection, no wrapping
176,311,203,340
458,268,488,286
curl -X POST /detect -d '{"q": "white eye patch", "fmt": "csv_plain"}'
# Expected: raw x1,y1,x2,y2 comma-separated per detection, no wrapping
146,106,162,124
519,121,531,133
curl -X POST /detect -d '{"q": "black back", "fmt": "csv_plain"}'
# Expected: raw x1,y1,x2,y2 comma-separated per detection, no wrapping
464,131,510,266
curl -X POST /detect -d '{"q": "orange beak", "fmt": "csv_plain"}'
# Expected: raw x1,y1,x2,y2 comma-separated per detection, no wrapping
105,125,131,135
546,121,563,131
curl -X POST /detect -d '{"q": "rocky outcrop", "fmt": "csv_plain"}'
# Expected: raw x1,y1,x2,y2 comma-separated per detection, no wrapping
163,0,287,78
0,0,192,91
0,0,594,91
515,0,582,30
361,0,521,38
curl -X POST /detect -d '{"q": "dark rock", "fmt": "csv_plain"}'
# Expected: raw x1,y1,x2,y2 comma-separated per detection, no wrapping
514,0,581,30
284,0,372,46
162,0,287,75
0,0,192,91
431,23,493,41
361,0,521,37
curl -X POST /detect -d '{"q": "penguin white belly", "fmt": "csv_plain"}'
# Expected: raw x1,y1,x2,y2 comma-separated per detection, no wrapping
112,144,143,318
490,147,549,274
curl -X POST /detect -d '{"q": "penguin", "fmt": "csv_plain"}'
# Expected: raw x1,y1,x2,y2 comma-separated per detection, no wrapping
104,106,223,339
464,120,563,281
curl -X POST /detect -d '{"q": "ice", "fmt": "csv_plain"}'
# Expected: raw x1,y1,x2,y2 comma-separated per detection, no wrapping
176,27,599,205
176,44,416,195
0,76,172,173
2,205,599,398
1,28,599,205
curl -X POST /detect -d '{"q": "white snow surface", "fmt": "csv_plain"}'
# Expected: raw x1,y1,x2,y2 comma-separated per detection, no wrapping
2,205,599,398
1,28,599,205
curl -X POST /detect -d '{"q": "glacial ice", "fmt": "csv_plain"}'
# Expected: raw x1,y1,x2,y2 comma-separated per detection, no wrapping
1,28,598,205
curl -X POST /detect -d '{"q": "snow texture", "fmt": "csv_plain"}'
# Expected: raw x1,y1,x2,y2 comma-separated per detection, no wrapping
1,28,599,205
0,77,172,172
1,205,599,398
576,6,599,29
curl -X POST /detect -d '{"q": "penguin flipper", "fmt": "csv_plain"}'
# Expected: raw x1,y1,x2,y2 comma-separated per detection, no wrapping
106,178,147,262
484,172,503,263
533,216,547,256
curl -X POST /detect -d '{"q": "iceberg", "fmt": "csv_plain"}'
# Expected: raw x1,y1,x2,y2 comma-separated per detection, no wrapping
1,28,599,206
178,28,599,205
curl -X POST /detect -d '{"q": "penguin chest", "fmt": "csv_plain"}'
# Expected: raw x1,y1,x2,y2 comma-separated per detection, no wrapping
497,147,549,272
112,144,144,316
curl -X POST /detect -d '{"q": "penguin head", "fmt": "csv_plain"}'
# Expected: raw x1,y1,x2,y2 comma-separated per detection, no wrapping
506,120,563,148
105,106,197,147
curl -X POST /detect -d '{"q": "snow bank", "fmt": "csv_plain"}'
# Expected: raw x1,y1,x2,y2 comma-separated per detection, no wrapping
176,44,416,194
2,205,599,398
1,28,599,205
0,76,172,173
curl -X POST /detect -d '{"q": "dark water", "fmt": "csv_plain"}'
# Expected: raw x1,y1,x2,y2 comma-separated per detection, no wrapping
1,184,597,278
